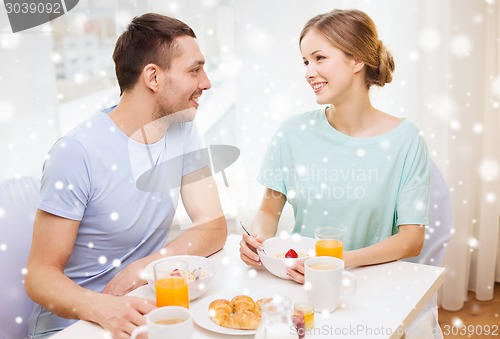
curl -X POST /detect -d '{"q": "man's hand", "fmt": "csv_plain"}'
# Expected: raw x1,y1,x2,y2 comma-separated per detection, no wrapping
103,260,148,296
91,295,156,338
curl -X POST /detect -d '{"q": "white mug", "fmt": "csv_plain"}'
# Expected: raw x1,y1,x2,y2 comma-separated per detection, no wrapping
304,256,356,313
131,306,193,339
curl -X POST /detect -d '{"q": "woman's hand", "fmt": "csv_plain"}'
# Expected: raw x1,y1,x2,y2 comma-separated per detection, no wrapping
285,258,306,284
239,234,265,267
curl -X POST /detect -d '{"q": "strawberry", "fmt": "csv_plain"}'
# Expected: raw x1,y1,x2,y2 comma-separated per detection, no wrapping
285,249,298,258
170,268,182,277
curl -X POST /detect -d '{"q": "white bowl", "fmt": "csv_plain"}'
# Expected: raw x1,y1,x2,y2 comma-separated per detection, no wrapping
145,255,216,301
258,234,316,279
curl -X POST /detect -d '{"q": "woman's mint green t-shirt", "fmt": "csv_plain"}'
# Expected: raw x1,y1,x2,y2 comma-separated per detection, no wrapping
258,108,430,250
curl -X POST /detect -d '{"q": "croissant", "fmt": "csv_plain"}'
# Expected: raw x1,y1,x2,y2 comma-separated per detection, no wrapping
208,295,270,330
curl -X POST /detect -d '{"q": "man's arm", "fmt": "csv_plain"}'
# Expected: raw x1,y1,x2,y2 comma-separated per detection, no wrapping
25,210,156,338
103,167,227,295
165,166,227,256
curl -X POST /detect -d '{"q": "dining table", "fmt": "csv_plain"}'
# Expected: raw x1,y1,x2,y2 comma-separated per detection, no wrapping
51,234,446,339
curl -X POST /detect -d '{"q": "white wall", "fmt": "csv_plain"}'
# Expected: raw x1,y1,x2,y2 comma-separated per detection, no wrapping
0,9,60,181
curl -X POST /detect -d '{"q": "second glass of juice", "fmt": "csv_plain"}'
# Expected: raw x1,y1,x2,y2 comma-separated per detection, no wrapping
315,227,344,259
154,260,189,308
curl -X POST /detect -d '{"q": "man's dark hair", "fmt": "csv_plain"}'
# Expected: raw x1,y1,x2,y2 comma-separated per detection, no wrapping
112,13,196,95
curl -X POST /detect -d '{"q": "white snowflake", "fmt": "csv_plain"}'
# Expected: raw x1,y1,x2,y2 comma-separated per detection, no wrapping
98,256,107,265
54,181,64,190
0,100,15,123
479,159,499,180
221,256,230,265
486,192,496,203
0,32,21,49
491,76,500,97
452,316,463,327
473,123,483,133
468,237,479,249
450,120,461,130
450,34,472,57
408,50,420,61
432,96,458,121
419,28,441,50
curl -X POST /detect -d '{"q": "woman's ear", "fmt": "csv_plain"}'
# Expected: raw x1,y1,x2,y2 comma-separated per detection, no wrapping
353,57,365,74
143,64,159,92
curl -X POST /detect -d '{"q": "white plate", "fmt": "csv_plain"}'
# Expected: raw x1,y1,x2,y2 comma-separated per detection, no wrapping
144,255,217,301
192,293,269,336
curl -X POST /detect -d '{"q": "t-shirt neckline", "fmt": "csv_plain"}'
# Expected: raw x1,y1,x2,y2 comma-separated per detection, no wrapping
319,106,409,146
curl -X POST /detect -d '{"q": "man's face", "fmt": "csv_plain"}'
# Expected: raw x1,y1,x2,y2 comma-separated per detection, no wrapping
154,36,211,122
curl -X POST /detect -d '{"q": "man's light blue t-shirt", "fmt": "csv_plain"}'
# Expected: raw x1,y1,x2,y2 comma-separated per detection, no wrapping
258,108,430,250
29,109,202,337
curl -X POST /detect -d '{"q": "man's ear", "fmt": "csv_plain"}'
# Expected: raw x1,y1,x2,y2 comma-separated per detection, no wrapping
143,64,159,92
353,57,365,74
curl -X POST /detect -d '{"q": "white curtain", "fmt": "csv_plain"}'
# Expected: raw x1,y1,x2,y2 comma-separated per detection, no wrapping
430,1,500,310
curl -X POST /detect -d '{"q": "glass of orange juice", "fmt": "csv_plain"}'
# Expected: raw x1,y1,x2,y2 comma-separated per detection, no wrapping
315,227,344,259
154,260,189,308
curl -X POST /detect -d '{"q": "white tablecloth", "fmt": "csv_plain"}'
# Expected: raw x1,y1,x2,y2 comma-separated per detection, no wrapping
52,234,445,339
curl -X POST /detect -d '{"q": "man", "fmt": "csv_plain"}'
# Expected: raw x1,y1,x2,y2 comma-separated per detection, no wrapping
25,13,227,338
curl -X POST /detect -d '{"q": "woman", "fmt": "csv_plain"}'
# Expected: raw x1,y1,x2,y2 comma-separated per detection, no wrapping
240,9,429,284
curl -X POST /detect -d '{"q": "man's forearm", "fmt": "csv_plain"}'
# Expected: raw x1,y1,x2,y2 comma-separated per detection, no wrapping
151,215,227,261
25,266,101,322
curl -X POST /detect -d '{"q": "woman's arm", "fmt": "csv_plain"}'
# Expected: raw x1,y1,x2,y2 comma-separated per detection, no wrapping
286,224,425,284
239,188,286,267
344,224,425,268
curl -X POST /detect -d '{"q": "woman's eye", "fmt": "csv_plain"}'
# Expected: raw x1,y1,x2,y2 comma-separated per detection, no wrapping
316,55,325,61
303,60,309,66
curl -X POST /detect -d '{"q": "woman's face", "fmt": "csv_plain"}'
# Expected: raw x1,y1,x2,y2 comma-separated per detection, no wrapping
300,30,358,105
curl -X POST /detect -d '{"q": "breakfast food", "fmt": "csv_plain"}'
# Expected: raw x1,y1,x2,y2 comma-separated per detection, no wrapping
208,295,270,330
274,249,309,259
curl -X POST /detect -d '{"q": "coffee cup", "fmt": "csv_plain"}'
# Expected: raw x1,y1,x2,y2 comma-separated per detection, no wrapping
131,306,193,339
304,256,356,313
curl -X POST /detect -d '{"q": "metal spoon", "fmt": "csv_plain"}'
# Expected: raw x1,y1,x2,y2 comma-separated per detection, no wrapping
192,267,202,280
240,221,269,256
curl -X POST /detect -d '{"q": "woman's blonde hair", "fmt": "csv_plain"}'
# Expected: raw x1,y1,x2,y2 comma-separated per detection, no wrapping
300,9,395,88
